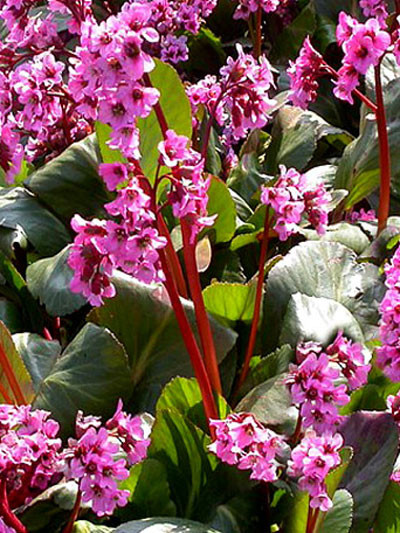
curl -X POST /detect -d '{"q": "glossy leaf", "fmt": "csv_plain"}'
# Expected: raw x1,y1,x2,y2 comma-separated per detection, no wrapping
202,281,257,324
205,177,237,244
137,60,192,181
26,246,86,317
88,273,237,412
321,489,353,533
25,135,110,222
33,323,132,436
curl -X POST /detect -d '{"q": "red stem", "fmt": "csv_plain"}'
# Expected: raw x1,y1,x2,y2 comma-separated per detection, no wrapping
254,7,263,58
159,247,218,428
234,209,271,396
290,412,303,445
306,507,320,533
181,222,222,394
0,342,26,405
157,214,189,299
62,489,82,533
0,481,28,533
143,74,168,138
375,63,391,233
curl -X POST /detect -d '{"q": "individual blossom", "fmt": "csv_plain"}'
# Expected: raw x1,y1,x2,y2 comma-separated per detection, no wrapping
287,37,325,109
0,519,16,533
209,413,286,483
260,166,332,241
377,245,400,381
387,392,400,430
288,430,343,511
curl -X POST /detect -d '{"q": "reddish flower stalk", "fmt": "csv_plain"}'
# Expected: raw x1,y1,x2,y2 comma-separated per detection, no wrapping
157,214,189,299
290,412,303,446
234,209,271,396
181,222,222,394
375,62,391,233
62,489,82,533
0,342,26,405
0,481,27,533
158,246,219,428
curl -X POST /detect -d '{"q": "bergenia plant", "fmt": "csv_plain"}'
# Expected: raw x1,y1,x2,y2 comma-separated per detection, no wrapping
1,0,400,532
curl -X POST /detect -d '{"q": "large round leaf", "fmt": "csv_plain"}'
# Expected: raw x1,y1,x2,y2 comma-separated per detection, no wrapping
26,246,86,317
262,241,384,352
279,293,365,346
33,323,132,436
88,273,237,412
25,135,110,222
339,411,399,533
0,188,70,256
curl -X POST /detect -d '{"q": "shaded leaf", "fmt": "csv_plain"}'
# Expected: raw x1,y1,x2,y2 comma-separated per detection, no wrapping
34,323,132,436
321,489,353,533
26,246,86,317
374,481,400,533
115,518,221,533
205,177,236,244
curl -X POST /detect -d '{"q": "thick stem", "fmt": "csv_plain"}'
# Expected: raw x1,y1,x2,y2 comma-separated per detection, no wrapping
290,411,303,445
306,507,320,533
157,214,189,299
234,209,270,396
181,223,222,394
143,74,168,138
375,63,391,233
159,248,218,428
0,342,26,405
254,7,263,58
0,481,28,533
62,489,82,533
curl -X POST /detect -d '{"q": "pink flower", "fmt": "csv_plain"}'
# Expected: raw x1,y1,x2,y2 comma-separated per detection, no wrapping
231,0,279,20
288,37,324,110
158,129,190,167
359,0,388,27
99,162,128,191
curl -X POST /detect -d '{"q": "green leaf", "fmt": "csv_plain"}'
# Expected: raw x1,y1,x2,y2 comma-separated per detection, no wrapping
0,188,70,257
279,293,365,347
13,333,61,394
336,76,400,208
137,60,192,181
374,481,400,533
115,518,222,533
33,323,132,436
0,298,23,333
0,320,34,404
88,273,237,412
236,374,297,435
26,246,86,317
156,378,230,432
73,523,114,533
186,27,226,77
118,458,176,521
271,1,317,61
320,489,353,533
25,135,110,222
262,241,384,352
286,490,309,533
339,411,399,533
300,222,370,254
238,344,294,400
205,177,236,244
96,122,126,164
202,281,257,324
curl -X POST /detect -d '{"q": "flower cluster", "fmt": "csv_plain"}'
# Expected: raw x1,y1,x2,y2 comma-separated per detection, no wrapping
334,15,390,103
134,0,218,64
387,393,400,483
288,430,343,511
260,166,332,241
230,0,279,20
377,245,400,381
209,413,286,483
69,2,160,160
0,518,15,533
0,404,62,509
69,162,167,306
347,208,376,223
287,333,370,434
64,403,150,517
359,0,388,27
187,44,276,147
287,37,325,110
159,130,215,243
